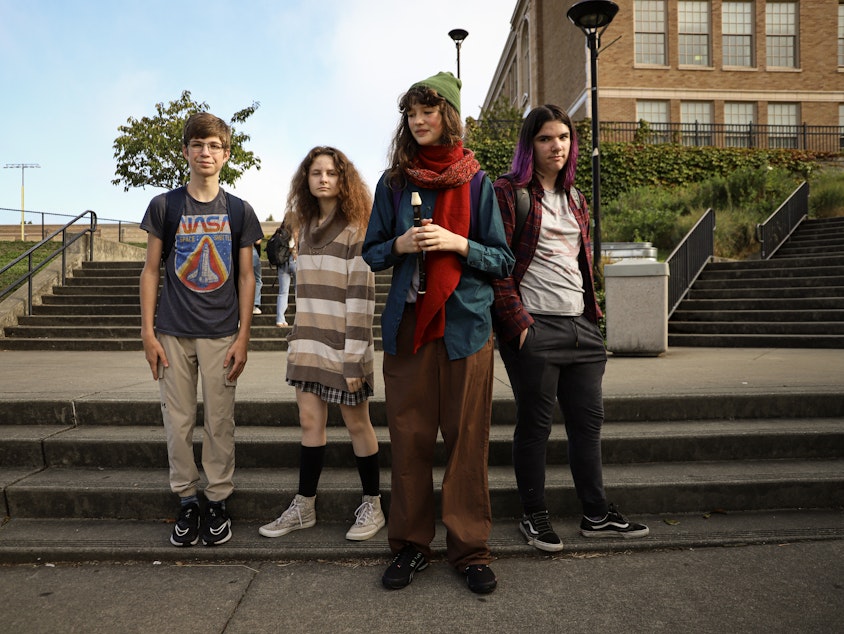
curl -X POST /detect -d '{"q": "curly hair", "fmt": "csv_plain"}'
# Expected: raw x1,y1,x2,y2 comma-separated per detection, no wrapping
285,146,372,232
385,85,464,189
508,104,579,192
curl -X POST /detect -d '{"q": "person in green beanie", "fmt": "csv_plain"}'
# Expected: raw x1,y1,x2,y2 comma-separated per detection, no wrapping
363,71,514,595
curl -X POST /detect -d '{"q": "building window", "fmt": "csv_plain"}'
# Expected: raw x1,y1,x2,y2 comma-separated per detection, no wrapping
766,1,798,68
681,101,714,146
723,1,754,67
521,22,530,106
635,1,667,65
679,1,711,66
838,2,844,67
725,102,756,147
768,103,799,148
637,100,670,142
839,104,844,150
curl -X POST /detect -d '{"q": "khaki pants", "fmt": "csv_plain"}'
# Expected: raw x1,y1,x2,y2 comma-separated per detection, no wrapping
384,306,494,570
158,333,237,502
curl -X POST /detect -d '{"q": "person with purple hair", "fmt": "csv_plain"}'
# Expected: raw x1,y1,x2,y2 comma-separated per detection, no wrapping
492,104,649,553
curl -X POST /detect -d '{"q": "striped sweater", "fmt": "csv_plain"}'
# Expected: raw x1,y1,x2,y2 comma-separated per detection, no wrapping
285,208,375,392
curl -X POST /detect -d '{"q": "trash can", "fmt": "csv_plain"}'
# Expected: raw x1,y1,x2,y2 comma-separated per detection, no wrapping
604,261,670,356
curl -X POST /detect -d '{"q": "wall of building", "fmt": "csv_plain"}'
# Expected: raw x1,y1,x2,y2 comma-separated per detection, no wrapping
484,0,844,130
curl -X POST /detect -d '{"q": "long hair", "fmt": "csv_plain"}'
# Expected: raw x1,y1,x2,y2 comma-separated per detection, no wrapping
285,146,372,232
386,85,464,189
508,104,578,192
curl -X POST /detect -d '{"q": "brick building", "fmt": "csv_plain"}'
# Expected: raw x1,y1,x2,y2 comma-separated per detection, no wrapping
483,0,844,150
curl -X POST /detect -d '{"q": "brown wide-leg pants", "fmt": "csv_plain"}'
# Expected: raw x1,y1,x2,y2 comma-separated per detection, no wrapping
383,305,494,570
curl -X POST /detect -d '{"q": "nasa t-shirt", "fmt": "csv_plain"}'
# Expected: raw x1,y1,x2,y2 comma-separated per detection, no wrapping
141,188,263,338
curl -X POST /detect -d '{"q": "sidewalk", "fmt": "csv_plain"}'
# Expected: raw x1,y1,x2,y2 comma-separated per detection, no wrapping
1,346,842,402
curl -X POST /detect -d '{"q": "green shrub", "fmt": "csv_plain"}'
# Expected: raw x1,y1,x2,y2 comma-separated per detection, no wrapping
809,168,844,219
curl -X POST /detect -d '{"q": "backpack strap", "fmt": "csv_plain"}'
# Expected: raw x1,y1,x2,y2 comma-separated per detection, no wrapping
392,170,486,239
162,186,245,292
511,184,582,247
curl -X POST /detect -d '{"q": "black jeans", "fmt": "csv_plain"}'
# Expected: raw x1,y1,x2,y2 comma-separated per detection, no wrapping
499,313,609,518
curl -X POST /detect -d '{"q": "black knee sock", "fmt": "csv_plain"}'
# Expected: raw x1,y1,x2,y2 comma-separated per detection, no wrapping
298,445,326,498
355,451,380,497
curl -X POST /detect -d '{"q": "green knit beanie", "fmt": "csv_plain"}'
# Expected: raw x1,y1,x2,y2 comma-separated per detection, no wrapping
412,71,462,115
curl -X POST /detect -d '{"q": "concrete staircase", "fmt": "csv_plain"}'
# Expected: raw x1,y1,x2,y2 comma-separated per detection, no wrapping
669,217,844,348
1,386,842,562
0,262,389,351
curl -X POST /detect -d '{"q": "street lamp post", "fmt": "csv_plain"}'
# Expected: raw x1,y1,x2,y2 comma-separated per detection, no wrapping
448,28,469,79
566,0,618,269
4,163,40,240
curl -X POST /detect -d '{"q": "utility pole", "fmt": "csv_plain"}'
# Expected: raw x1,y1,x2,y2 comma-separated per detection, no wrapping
4,163,40,240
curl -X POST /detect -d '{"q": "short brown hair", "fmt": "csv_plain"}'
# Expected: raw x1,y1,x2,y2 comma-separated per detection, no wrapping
182,112,231,148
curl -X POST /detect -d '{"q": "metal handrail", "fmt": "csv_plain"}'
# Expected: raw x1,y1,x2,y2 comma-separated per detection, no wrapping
666,209,716,317
0,207,139,243
755,182,808,259
0,210,98,314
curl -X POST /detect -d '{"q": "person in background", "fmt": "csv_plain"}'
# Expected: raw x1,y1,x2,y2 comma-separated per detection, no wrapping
275,211,298,327
363,72,514,595
253,238,263,315
492,104,649,554
139,112,263,548
259,146,383,542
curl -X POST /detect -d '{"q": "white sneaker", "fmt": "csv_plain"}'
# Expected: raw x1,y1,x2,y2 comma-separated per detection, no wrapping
252,306,262,315
345,494,386,541
259,494,316,538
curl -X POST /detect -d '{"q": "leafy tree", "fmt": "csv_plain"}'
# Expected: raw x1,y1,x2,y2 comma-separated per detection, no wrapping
465,96,524,180
112,90,261,191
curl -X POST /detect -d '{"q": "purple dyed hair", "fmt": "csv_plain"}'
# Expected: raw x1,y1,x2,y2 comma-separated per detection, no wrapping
508,104,578,192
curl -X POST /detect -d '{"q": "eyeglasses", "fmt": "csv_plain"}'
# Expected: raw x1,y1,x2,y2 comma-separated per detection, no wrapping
188,141,226,154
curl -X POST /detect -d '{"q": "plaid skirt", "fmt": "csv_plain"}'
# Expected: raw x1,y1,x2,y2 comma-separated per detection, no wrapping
286,380,373,406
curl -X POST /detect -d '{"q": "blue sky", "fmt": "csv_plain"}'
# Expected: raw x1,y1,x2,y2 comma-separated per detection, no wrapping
0,0,518,226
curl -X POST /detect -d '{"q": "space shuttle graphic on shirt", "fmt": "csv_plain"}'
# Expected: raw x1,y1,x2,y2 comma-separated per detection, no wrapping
174,214,233,293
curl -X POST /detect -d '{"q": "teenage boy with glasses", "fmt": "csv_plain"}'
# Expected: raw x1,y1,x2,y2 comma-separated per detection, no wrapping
139,112,263,547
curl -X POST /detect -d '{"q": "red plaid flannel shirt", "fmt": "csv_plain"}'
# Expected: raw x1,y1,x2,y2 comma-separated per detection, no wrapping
491,176,602,343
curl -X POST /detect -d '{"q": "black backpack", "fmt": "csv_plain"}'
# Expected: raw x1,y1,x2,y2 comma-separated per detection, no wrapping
267,225,292,268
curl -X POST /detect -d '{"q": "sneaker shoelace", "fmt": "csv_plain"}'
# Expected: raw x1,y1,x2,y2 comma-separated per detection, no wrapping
353,501,375,526
275,499,304,527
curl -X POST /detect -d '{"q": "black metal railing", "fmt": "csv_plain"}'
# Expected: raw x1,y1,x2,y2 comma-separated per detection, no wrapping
666,208,716,317
601,121,843,153
1,207,140,243
0,211,98,315
755,181,808,259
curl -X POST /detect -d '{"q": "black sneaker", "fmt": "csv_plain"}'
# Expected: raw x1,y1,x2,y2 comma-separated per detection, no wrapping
464,564,497,594
382,545,428,590
201,501,232,546
580,503,649,538
170,501,200,547
519,510,564,552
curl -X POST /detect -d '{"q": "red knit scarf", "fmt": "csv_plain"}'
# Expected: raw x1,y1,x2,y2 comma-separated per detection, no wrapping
405,142,480,352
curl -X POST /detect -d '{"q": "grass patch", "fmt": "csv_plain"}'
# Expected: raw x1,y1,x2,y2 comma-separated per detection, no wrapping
0,240,63,295
601,165,844,261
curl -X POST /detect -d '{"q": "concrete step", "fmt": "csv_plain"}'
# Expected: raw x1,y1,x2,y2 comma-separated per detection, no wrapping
687,287,844,299
668,321,844,335
670,309,844,322
691,275,844,290
4,419,840,470
677,297,844,311
667,333,844,348
4,460,842,521
4,509,842,564
4,393,842,427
